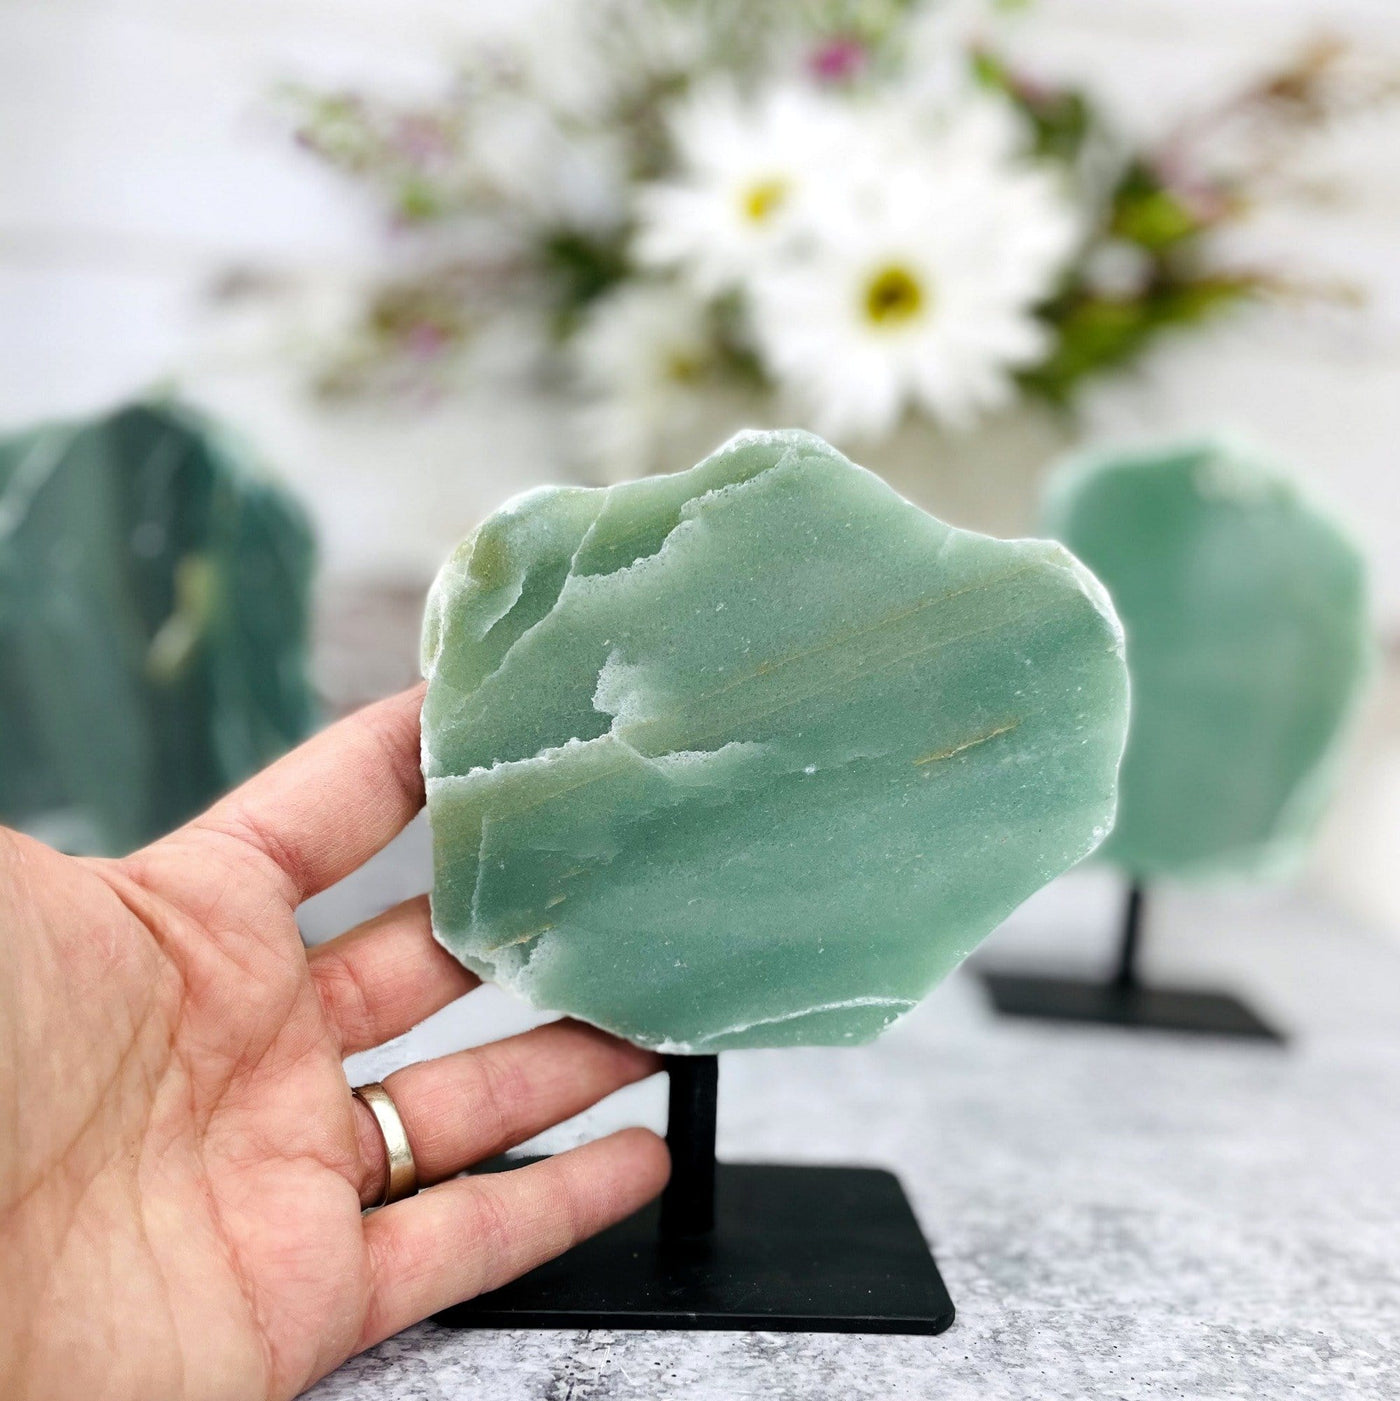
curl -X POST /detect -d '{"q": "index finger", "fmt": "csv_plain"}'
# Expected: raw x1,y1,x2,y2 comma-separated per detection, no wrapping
188,682,427,904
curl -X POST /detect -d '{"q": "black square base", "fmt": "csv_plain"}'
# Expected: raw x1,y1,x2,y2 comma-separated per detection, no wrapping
980,971,1284,1042
434,1161,955,1334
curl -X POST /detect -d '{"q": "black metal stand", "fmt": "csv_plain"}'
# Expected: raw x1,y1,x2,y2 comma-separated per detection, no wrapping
434,1054,956,1334
659,1053,717,1240
980,883,1284,1042
1113,881,1146,990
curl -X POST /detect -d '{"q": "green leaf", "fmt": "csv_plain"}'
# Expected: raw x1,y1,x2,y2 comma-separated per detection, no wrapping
1025,276,1258,400
1110,163,1205,250
540,232,632,335
971,48,1094,163
396,176,444,223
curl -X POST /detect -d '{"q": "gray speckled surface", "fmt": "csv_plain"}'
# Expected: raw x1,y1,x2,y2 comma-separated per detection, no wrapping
301,833,1400,1400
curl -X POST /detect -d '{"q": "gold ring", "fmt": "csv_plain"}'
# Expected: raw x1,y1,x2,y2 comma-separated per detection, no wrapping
352,1082,419,1208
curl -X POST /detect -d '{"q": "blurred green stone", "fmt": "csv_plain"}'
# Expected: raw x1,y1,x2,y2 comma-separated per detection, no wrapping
422,429,1129,1051
0,400,317,854
1044,437,1370,880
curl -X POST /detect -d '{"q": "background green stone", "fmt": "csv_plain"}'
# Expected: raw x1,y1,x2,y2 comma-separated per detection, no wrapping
0,399,317,854
1044,436,1371,880
423,429,1129,1051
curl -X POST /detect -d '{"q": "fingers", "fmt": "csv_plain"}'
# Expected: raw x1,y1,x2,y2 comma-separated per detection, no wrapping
309,895,478,1055
359,1127,669,1348
352,1020,662,1207
188,683,427,904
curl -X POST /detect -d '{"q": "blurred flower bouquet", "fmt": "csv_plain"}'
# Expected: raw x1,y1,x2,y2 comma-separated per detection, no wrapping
284,0,1381,484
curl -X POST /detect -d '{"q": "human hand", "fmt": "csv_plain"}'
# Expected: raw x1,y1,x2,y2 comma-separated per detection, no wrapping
0,685,669,1401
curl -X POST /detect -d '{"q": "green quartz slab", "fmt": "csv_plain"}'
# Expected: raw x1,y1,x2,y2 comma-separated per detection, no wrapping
422,429,1129,1051
0,400,316,855
1044,436,1370,880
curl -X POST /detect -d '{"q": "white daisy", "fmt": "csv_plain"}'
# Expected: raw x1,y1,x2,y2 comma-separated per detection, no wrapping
571,282,717,478
748,118,1080,440
634,82,860,292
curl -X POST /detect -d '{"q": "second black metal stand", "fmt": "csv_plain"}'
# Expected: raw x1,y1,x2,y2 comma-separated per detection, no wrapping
435,1053,956,1334
980,882,1284,1042
1112,881,1145,989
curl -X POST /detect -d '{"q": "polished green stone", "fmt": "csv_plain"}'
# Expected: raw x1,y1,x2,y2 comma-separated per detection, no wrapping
0,400,316,855
1044,436,1370,880
422,429,1128,1051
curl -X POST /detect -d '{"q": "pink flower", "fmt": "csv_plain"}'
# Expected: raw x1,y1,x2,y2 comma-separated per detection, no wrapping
808,37,865,84
394,115,449,166
404,323,449,359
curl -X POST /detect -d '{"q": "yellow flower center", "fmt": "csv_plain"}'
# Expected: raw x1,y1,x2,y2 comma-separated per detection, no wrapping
739,177,790,225
664,349,704,384
862,264,926,328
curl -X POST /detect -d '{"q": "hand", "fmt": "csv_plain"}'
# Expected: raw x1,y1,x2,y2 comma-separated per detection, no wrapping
0,685,669,1401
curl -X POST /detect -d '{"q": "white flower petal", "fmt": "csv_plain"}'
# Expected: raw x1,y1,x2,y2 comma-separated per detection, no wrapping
746,100,1076,438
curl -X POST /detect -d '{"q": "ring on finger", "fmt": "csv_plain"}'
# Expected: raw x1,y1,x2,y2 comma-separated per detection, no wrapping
352,1081,419,1207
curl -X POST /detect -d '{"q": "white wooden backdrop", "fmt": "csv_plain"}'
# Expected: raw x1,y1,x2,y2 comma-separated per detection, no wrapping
2,0,1398,927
